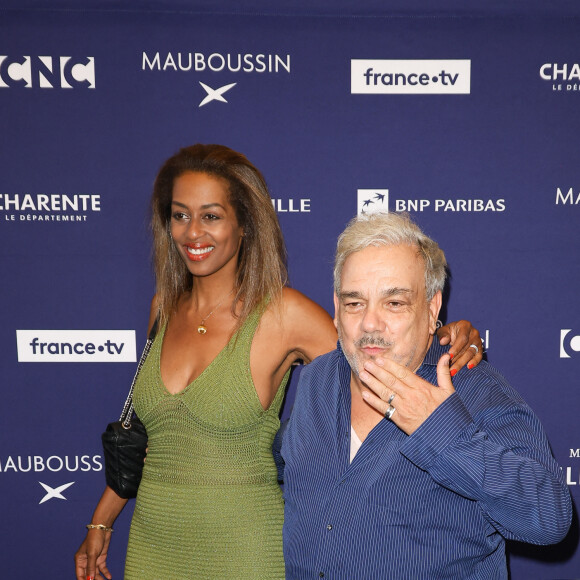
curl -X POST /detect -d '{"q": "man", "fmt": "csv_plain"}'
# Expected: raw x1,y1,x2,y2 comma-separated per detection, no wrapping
280,212,571,579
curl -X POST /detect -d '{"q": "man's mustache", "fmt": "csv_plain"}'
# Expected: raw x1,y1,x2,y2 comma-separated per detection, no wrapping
354,335,393,348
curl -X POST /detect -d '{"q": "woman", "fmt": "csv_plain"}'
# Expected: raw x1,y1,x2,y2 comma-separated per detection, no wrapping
75,144,481,579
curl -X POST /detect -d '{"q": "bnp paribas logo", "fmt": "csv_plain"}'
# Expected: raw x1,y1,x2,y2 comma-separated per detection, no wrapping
357,189,389,215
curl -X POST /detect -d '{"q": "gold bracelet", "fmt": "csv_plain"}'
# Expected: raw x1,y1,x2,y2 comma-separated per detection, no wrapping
86,524,114,532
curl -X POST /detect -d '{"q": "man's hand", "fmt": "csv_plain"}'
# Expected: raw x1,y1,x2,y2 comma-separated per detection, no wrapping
360,355,455,435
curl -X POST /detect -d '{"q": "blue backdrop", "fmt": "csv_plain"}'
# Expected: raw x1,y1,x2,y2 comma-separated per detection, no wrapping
1,2,579,577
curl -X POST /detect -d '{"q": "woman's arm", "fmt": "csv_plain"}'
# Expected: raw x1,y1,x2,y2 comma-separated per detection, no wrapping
74,486,128,580
280,288,338,363
75,301,157,579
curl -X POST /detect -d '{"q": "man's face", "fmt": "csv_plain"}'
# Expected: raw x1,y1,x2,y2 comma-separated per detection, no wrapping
334,244,441,379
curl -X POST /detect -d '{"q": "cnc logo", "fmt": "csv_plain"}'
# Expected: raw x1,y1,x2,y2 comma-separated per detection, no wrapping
556,187,580,206
0,56,95,89
357,189,389,215
16,330,136,362
540,63,580,92
351,60,470,95
560,329,580,358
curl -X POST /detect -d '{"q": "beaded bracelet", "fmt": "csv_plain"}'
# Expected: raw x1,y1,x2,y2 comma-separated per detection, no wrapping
86,524,114,532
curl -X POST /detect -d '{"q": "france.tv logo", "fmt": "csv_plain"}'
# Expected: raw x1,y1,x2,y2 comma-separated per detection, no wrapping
351,59,470,95
16,330,136,362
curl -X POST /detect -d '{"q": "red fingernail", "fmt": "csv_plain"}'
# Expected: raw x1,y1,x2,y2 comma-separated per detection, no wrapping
468,363,474,369
450,368,457,377
449,353,454,360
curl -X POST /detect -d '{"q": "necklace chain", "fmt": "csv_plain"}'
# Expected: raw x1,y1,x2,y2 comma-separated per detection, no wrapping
197,289,234,335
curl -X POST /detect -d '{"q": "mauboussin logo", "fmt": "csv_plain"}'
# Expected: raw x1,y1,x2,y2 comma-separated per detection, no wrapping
16,330,136,362
0,453,104,504
142,51,291,107
556,187,580,206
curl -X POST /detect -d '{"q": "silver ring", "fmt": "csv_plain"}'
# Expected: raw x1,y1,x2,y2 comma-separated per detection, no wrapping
387,393,395,405
384,405,396,420
469,344,479,354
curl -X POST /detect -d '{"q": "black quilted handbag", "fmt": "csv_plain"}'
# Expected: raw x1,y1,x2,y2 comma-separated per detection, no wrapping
101,318,158,499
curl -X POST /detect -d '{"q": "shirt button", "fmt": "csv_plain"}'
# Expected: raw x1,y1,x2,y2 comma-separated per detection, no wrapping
326,524,333,530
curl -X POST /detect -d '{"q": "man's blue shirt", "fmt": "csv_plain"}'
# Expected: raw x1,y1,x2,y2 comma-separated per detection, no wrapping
281,340,571,579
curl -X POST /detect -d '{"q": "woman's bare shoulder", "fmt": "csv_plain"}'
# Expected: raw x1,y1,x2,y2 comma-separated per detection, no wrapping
280,287,328,314
278,287,337,361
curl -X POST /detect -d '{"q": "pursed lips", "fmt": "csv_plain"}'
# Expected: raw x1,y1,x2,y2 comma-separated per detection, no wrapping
361,346,386,356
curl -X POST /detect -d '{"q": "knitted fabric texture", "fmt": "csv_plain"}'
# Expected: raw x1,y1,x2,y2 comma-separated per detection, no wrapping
125,307,289,579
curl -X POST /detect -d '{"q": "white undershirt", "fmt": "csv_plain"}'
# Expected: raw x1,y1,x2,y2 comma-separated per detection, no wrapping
350,425,363,463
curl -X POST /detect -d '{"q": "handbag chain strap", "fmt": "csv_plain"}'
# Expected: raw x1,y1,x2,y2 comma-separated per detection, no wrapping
120,317,159,428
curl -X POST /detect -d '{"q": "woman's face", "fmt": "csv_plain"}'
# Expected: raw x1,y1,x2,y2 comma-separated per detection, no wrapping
169,171,244,280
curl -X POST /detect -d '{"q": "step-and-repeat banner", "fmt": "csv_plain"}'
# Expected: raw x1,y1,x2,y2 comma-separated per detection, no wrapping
1,3,579,577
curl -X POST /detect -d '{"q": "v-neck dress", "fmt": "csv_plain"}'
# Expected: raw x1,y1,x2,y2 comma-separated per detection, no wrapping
125,307,289,579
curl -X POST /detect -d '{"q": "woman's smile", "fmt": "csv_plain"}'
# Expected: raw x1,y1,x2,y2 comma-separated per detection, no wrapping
184,243,215,261
170,171,244,277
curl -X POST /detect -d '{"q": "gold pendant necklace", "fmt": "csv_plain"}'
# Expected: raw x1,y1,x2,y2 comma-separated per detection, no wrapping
197,289,234,335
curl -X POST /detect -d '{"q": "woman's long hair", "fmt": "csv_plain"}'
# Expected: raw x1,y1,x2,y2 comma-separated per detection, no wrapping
151,144,288,328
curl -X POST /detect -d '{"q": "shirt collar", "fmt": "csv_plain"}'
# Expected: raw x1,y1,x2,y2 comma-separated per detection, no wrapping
336,341,353,382
420,336,450,367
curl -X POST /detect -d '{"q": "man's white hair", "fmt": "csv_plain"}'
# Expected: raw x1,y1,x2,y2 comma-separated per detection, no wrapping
333,212,447,300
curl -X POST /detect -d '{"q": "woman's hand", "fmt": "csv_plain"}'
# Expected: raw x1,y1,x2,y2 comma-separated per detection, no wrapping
437,320,483,375
74,486,127,579
75,528,113,580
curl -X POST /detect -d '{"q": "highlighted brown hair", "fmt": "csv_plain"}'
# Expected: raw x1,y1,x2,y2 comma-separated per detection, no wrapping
151,144,287,328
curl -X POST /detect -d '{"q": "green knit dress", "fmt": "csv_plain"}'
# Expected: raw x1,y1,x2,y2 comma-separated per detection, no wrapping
125,307,289,579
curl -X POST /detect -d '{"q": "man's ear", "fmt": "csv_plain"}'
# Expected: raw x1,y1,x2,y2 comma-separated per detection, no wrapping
333,293,339,330
428,291,442,335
